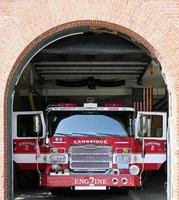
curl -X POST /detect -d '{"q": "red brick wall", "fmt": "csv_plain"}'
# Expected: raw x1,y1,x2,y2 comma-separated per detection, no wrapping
0,1,179,199
145,0,179,29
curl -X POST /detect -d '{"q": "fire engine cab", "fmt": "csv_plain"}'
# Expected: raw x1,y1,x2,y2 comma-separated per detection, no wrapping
13,103,167,194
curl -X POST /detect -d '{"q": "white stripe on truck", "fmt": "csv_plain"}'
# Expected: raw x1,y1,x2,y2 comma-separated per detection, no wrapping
14,153,166,164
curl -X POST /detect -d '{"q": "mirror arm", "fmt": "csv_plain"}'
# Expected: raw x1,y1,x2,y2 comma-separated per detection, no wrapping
141,137,146,158
43,113,51,147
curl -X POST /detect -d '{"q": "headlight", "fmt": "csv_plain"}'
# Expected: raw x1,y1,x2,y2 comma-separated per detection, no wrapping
52,164,60,171
50,154,67,164
115,154,130,169
129,165,140,175
116,155,130,163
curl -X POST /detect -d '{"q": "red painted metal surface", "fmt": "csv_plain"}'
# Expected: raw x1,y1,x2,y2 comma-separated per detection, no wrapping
14,136,166,171
41,174,140,188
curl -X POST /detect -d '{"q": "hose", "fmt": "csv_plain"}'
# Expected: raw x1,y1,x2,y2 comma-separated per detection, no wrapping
28,90,36,111
35,136,42,186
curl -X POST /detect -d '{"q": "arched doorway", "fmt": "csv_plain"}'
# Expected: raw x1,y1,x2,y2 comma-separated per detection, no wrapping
5,22,170,200
1,3,179,200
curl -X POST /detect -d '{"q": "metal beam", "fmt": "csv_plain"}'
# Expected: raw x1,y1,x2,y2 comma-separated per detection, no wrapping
38,73,142,77
137,61,152,85
37,67,144,71
37,69,143,73
18,88,166,97
40,49,143,55
41,74,140,80
32,56,151,63
34,61,148,66
39,71,142,75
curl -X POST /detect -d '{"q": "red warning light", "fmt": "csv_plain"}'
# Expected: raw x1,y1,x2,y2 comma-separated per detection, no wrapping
105,103,123,107
58,103,77,107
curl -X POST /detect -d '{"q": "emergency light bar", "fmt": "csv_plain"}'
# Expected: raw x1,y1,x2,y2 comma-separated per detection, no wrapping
57,103,123,107
47,106,135,112
105,103,123,107
58,103,77,107
84,103,98,108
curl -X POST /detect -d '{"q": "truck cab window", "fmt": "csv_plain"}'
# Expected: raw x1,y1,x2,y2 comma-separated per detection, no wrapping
54,114,128,137
17,115,42,137
138,115,163,138
150,115,163,137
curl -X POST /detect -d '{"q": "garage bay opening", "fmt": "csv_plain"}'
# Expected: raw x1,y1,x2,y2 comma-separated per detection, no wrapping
13,30,168,200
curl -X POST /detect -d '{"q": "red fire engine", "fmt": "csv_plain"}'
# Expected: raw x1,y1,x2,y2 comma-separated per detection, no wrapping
13,103,167,193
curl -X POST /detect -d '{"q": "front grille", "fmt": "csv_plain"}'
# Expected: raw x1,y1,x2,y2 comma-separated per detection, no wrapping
71,155,110,162
69,145,112,171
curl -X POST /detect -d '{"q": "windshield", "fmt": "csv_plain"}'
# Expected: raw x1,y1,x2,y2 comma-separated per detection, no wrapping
48,111,134,137
55,115,127,137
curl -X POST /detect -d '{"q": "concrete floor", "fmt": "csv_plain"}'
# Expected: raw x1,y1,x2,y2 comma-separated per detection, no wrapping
15,173,167,200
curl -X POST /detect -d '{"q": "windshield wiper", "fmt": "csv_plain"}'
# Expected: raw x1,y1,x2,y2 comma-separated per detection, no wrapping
55,132,97,137
55,132,121,137
95,133,120,137
72,132,98,137
55,133,74,137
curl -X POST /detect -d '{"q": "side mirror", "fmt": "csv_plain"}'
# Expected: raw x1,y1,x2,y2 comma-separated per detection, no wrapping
139,115,148,137
33,114,41,135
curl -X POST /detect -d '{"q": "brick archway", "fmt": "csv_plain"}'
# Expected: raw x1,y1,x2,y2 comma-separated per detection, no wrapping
1,1,179,199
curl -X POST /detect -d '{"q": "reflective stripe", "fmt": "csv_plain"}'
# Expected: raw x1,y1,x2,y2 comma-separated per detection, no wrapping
130,153,166,164
47,107,135,112
13,153,68,164
14,153,166,164
113,153,166,164
13,154,47,163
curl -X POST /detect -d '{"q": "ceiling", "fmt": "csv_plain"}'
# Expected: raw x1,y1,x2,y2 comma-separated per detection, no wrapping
15,32,167,111
31,32,152,86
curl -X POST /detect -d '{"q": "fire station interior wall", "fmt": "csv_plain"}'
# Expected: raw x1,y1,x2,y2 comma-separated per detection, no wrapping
13,66,167,112
13,32,167,113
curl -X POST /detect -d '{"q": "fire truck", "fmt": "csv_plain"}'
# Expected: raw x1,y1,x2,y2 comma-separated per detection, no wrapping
13,103,167,194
